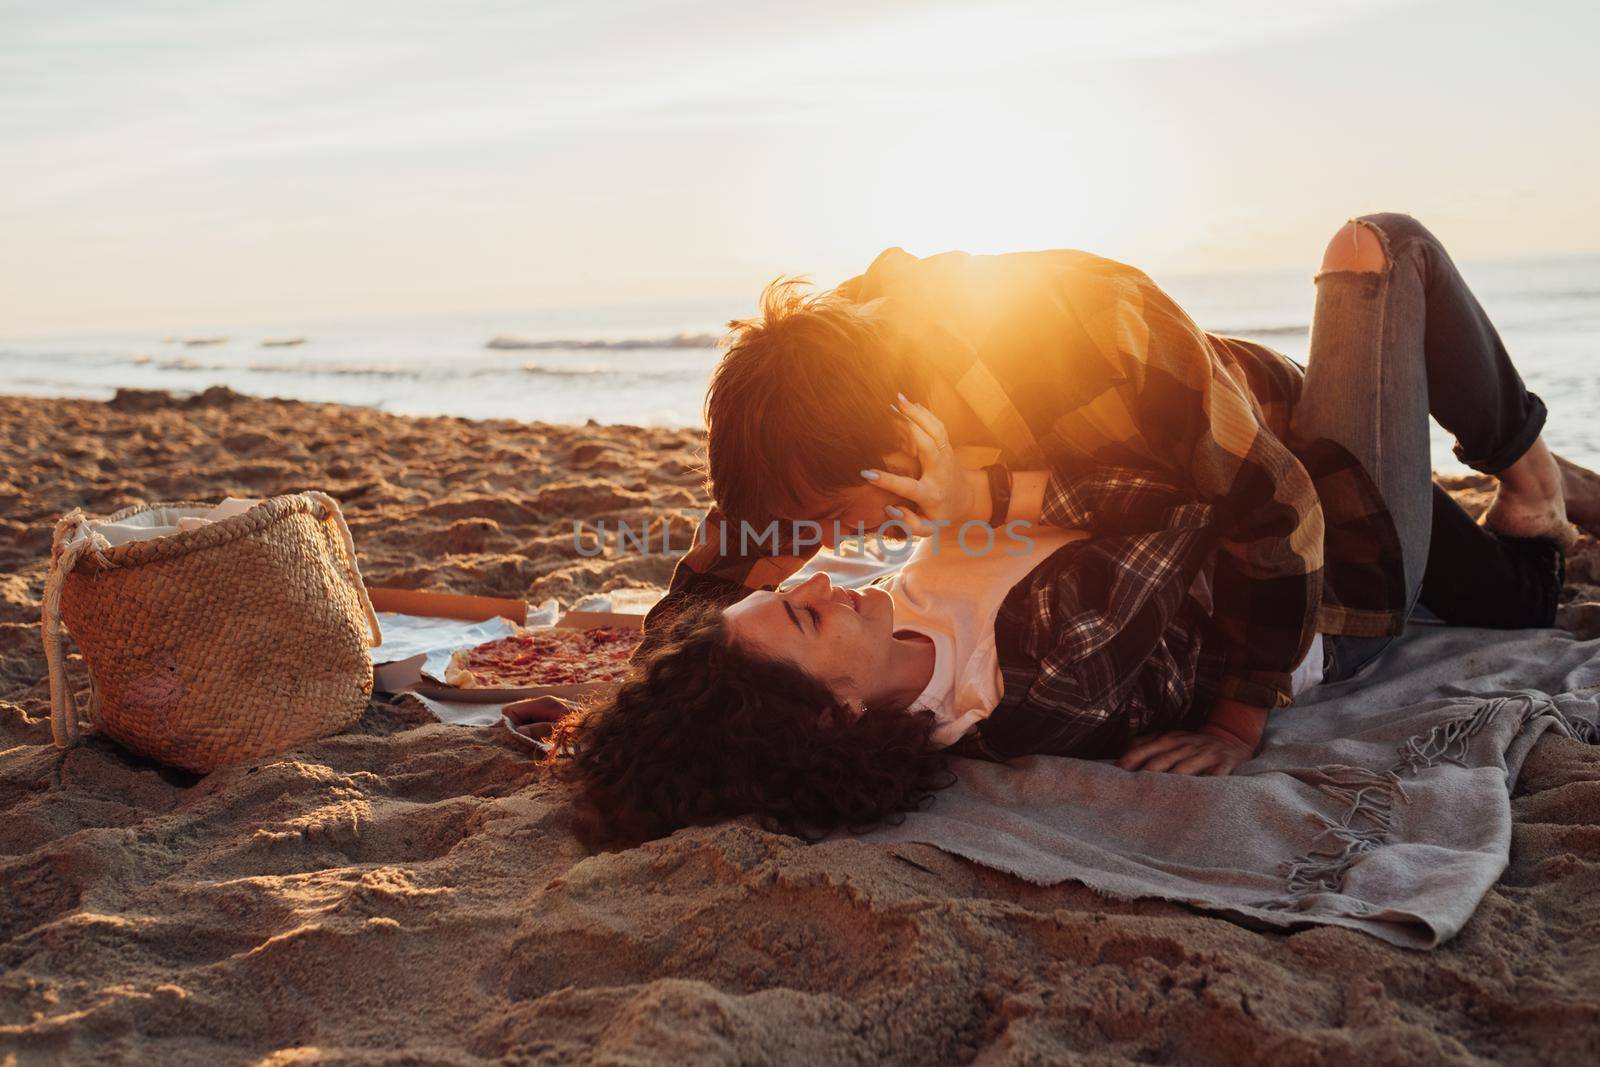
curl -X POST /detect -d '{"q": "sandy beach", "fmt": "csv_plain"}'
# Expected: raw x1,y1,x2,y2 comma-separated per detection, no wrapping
3,387,1600,1065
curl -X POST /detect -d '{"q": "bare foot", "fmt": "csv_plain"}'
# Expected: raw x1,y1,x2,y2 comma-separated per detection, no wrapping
1556,454,1600,535
1482,437,1580,551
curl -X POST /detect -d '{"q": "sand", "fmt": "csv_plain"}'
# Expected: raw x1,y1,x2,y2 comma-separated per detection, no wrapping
3,388,1599,1066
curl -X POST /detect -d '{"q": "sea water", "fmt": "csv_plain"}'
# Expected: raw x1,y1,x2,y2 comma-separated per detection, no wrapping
3,255,1595,474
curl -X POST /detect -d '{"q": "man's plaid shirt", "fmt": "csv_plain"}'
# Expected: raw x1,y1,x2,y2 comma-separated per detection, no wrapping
644,246,1407,738
962,467,1228,760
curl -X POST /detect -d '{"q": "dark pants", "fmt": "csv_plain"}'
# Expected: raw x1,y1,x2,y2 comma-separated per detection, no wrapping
1290,212,1565,685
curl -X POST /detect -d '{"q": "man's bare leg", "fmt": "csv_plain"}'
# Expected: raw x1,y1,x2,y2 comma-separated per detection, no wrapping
1556,454,1600,534
1482,436,1581,549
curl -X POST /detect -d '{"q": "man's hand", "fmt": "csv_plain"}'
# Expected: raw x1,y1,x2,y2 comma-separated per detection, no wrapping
860,394,987,533
1119,696,1270,775
1115,726,1254,777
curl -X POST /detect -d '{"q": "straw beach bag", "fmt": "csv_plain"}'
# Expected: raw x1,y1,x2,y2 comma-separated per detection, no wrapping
41,491,383,772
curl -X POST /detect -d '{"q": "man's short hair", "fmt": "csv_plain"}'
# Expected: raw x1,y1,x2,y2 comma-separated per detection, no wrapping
705,277,907,526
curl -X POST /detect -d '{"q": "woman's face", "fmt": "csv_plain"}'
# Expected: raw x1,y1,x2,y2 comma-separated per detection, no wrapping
722,572,898,709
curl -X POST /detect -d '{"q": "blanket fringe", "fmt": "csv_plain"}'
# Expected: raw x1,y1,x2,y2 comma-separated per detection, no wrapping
1536,700,1600,745
1394,697,1506,775
1269,765,1405,903
1259,694,1571,913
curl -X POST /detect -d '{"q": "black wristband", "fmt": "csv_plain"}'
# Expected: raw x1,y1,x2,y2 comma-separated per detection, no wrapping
983,463,1013,527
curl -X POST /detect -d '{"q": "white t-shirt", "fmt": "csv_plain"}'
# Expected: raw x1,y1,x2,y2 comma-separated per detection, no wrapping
885,527,1087,747
886,531,1325,746
1291,633,1325,696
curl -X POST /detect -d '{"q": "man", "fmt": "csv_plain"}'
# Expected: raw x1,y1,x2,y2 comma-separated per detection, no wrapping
641,243,1410,767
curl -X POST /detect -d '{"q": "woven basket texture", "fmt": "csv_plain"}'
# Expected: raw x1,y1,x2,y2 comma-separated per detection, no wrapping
55,495,374,772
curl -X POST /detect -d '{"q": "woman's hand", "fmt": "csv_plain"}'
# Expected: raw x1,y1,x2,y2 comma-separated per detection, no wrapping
1115,726,1254,777
503,695,581,744
504,694,577,723
860,393,989,535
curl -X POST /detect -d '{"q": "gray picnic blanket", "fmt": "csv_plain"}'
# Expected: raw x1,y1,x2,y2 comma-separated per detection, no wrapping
855,621,1600,949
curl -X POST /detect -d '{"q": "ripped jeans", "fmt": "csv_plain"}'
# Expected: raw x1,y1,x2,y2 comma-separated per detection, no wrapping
1290,212,1565,685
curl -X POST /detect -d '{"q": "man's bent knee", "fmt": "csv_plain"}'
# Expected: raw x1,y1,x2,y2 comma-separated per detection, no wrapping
1321,219,1389,274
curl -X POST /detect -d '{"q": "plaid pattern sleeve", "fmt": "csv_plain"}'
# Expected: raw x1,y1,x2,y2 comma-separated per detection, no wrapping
967,473,1224,760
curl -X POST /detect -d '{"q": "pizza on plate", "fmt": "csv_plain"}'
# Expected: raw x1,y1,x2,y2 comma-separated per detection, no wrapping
443,626,643,689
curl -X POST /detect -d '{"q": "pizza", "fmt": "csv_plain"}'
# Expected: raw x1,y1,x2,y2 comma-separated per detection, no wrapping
443,626,643,689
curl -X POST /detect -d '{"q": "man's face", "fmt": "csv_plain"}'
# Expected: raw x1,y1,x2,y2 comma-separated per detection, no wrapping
786,432,920,548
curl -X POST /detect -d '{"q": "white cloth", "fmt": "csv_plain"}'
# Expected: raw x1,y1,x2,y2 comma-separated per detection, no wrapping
886,527,1088,747
81,497,262,547
1292,633,1326,696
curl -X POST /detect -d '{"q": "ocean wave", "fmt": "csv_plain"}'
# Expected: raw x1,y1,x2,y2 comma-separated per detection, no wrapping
155,358,421,379
487,332,718,351
146,357,700,383
520,362,610,378
1495,286,1600,302
1211,323,1309,338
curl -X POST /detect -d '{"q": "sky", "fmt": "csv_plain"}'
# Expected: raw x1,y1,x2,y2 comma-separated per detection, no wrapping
2,0,1598,335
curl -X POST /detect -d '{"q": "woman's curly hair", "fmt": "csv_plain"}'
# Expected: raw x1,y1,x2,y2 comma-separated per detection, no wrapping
545,599,955,841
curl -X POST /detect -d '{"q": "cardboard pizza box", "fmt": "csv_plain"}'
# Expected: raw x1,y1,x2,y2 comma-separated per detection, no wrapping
410,605,646,704
550,610,645,633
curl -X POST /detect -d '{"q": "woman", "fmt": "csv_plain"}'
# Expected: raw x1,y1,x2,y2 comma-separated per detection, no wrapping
548,213,1600,839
